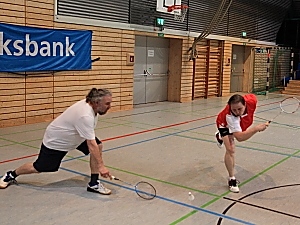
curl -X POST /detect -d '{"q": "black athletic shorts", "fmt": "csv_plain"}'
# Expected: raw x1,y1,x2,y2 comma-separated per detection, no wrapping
33,137,102,172
217,127,232,137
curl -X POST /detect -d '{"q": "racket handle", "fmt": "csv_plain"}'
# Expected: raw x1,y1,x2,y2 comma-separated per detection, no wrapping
111,176,119,180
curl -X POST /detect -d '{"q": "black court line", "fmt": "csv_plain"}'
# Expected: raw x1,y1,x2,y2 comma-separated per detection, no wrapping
223,197,300,219
217,184,300,224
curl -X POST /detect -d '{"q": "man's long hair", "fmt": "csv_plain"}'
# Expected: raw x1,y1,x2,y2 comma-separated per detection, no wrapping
86,88,112,103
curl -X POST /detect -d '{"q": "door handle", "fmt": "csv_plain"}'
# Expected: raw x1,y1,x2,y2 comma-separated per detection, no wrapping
144,70,152,76
143,70,147,76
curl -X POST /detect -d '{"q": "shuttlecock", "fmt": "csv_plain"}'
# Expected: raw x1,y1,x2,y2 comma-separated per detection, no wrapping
188,192,195,201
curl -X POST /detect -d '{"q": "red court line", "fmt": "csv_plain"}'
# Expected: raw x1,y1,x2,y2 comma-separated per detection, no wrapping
0,115,215,164
0,154,38,164
0,100,278,165
102,115,216,141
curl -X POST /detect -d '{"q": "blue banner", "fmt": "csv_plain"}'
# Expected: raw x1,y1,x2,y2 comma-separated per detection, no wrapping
0,23,92,72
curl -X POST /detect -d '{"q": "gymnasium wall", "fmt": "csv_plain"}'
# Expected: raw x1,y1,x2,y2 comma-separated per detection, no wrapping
0,0,292,128
0,0,135,128
57,0,291,43
0,0,196,128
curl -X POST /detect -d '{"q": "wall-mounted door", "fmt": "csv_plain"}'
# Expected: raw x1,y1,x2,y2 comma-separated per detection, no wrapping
230,45,245,92
133,36,169,105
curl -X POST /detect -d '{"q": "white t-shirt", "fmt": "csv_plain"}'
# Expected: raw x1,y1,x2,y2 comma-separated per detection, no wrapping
226,114,242,133
43,99,98,151
225,113,249,133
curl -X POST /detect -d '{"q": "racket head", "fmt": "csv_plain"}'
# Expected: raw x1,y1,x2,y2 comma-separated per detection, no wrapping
279,97,300,114
134,181,156,200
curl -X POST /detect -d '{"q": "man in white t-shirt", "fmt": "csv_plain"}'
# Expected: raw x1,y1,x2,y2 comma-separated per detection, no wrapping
0,88,113,195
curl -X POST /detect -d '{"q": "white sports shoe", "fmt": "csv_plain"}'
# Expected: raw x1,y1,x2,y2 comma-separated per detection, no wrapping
87,180,111,195
0,171,17,189
228,179,240,193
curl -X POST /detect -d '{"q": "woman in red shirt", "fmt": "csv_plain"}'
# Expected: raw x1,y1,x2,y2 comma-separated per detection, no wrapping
216,94,268,193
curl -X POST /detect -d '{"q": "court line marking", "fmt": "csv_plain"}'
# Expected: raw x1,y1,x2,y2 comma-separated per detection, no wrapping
1,120,300,165
0,116,215,164
0,98,297,224
60,132,300,225
171,148,300,224
2,121,297,224
217,184,300,224
223,196,300,220
59,167,254,225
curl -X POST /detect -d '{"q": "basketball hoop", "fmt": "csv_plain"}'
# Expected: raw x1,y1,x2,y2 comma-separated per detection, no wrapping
167,5,189,22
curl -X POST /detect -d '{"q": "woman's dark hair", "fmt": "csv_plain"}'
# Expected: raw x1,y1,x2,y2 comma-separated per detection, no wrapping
86,88,112,103
227,94,245,106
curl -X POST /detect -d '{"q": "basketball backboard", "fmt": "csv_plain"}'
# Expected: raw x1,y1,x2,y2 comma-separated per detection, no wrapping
156,0,182,14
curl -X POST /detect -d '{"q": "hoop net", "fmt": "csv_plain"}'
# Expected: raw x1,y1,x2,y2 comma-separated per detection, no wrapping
167,5,189,22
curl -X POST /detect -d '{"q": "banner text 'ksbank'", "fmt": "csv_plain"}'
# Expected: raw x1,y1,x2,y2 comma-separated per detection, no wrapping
0,23,92,72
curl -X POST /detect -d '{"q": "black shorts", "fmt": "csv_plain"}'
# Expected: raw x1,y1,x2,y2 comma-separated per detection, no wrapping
76,137,101,155
218,127,232,137
33,137,102,172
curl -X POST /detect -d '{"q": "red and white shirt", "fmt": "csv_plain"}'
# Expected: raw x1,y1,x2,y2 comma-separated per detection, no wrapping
216,94,257,132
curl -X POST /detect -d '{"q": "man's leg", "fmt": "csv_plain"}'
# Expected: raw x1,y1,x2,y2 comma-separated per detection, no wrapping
77,139,111,195
15,163,39,175
0,162,39,189
1,143,66,189
89,143,100,183
89,143,100,173
87,143,111,195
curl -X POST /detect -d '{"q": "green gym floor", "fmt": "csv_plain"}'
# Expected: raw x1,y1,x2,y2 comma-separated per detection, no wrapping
0,93,300,225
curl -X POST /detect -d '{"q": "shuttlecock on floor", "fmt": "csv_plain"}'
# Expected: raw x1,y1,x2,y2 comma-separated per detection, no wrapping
188,192,195,201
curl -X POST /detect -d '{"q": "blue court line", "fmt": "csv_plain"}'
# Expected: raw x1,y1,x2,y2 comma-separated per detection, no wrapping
102,123,213,152
62,123,214,163
62,119,300,165
59,167,254,225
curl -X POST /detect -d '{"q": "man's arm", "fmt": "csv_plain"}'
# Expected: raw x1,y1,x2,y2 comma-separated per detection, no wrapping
233,123,268,142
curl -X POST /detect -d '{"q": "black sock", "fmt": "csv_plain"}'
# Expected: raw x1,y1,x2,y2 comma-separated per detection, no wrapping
11,170,18,178
89,174,99,186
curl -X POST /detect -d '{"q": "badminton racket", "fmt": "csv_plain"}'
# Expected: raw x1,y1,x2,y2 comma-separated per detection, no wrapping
111,176,156,200
267,97,300,124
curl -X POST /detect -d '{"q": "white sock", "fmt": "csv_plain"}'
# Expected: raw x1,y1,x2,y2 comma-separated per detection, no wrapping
229,176,236,180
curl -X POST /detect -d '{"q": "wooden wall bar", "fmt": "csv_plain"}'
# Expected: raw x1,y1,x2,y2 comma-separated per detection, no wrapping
180,37,194,102
193,39,222,99
222,41,233,96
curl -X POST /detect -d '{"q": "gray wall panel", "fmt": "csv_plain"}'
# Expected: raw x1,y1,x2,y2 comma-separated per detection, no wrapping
226,0,258,39
188,0,221,33
57,0,129,23
256,0,291,42
57,0,292,43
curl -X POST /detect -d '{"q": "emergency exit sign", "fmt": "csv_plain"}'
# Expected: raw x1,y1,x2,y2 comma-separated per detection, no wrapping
156,18,165,26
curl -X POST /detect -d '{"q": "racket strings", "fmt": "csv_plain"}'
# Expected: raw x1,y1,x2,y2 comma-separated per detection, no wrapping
255,97,300,129
135,181,156,200
112,176,156,200
280,97,300,114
